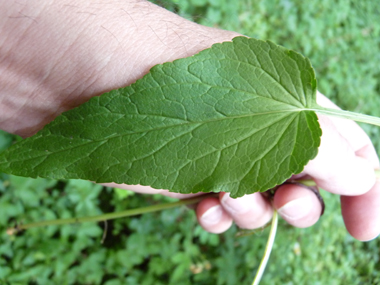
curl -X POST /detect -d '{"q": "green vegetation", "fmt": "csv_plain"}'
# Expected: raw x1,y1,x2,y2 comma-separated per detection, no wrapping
1,0,380,284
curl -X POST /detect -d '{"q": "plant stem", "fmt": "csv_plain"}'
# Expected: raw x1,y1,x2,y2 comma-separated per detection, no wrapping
313,107,380,127
6,193,218,235
251,210,278,285
6,169,380,235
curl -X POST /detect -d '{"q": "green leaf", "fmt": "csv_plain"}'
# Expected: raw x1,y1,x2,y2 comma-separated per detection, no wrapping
0,37,321,197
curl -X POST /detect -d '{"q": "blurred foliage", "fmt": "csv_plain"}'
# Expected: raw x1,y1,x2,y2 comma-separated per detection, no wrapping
1,175,380,284
1,0,380,284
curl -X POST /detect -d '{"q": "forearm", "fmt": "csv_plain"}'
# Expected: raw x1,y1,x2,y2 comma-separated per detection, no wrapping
0,0,238,137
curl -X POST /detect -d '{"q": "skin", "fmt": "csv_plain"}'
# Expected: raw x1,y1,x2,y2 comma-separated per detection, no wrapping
1,0,379,241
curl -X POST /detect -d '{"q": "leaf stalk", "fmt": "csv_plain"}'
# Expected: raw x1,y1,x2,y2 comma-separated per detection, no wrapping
314,107,380,127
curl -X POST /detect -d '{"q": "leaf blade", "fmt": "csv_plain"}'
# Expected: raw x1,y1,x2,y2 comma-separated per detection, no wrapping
0,37,321,197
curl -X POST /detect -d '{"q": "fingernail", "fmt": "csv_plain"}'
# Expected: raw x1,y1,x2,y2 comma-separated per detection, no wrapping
200,205,223,226
221,193,254,214
278,197,312,221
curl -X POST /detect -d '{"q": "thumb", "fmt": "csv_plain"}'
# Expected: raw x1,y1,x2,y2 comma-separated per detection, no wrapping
303,114,376,195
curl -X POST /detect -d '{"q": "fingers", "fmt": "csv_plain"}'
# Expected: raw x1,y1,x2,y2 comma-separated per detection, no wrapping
196,192,273,234
196,197,233,234
273,184,323,228
197,185,325,234
341,180,380,241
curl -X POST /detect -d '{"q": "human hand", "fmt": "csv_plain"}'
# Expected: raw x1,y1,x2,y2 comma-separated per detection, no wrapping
1,0,378,241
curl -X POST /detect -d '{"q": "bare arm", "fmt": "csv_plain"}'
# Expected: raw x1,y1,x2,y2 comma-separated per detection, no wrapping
0,0,238,136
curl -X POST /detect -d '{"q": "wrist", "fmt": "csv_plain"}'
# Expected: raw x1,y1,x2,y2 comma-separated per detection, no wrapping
0,0,239,137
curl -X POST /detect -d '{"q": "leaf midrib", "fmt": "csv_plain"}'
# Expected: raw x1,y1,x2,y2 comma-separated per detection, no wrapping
2,108,310,167
137,75,304,110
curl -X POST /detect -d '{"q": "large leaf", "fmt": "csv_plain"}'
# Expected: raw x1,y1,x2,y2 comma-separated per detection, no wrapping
0,37,321,197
